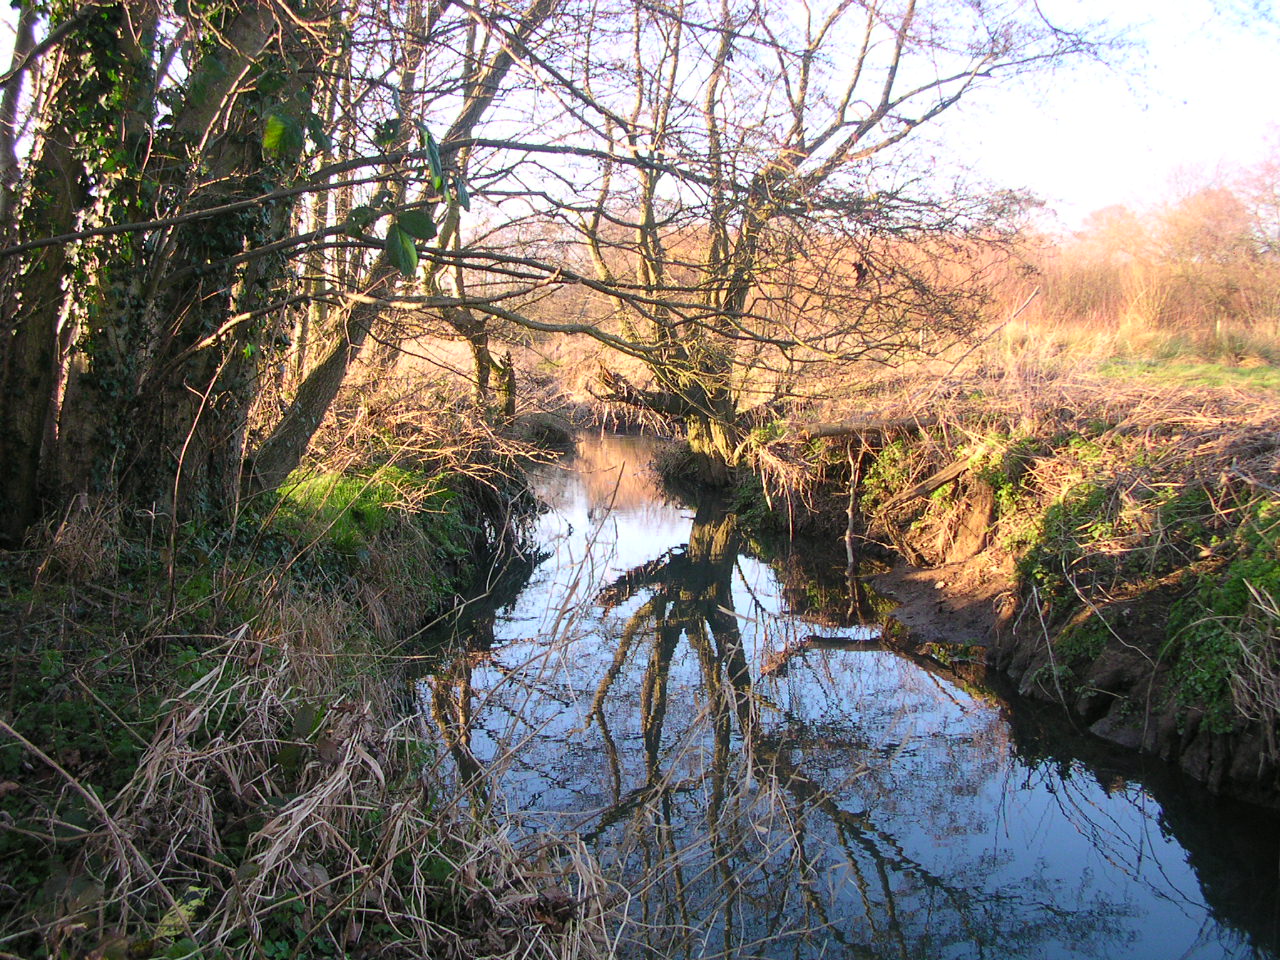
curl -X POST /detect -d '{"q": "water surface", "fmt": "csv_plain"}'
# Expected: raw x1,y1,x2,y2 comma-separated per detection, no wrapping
421,434,1280,959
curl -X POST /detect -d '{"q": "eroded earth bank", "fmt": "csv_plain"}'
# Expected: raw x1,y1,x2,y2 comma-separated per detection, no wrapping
755,375,1280,807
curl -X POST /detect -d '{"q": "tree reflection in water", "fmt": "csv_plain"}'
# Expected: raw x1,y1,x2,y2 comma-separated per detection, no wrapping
421,437,1276,960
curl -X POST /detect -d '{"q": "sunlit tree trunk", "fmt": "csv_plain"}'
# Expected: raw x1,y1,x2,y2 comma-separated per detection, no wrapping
250,0,560,489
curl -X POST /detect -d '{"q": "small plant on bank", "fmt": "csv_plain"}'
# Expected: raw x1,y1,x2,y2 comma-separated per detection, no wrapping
859,439,912,512
1166,500,1280,733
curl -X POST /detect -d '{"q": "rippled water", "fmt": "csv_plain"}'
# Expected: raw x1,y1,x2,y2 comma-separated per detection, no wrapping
422,434,1280,959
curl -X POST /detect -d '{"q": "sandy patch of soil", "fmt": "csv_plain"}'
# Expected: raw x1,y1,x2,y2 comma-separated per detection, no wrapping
871,549,1017,648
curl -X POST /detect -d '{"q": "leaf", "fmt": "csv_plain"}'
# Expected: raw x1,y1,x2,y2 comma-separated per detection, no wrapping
263,110,304,158
346,204,377,230
454,175,471,212
384,225,418,278
306,113,332,152
235,861,262,882
397,210,437,241
424,130,444,193
344,205,380,238
316,736,343,764
263,112,289,155
156,886,209,939
375,116,402,147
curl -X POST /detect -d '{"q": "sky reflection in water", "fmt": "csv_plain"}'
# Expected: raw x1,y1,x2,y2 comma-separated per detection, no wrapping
424,434,1279,960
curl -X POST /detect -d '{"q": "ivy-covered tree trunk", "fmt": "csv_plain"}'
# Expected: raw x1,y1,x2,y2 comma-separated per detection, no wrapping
56,1,325,518
0,2,149,543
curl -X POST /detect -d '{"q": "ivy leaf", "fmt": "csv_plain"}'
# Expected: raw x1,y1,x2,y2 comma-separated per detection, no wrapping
454,175,471,212
263,111,304,158
263,112,289,155
384,224,418,278
156,886,209,939
397,210,437,241
342,204,378,238
375,116,402,147
306,113,332,153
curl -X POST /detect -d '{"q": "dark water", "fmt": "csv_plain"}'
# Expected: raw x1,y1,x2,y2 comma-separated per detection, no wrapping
421,434,1280,959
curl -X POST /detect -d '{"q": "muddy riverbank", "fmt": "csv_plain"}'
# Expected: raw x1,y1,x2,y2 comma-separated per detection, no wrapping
748,376,1280,806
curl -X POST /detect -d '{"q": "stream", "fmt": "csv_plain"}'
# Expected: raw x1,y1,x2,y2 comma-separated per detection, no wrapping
418,433,1280,959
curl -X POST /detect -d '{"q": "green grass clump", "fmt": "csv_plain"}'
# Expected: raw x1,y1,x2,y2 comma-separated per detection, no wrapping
1166,500,1280,732
274,465,445,554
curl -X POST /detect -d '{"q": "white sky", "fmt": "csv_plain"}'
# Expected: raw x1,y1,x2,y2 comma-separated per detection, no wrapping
1,1,1274,234
933,0,1280,231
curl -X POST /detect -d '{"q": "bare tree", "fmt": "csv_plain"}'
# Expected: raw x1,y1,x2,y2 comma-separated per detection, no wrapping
434,0,1100,479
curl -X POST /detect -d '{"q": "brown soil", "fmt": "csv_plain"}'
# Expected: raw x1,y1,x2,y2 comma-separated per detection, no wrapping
871,549,1016,648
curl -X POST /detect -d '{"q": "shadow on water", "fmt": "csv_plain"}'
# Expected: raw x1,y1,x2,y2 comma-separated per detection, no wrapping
414,434,1280,959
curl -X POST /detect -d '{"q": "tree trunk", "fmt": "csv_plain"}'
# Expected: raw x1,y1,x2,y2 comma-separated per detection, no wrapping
686,413,738,486
0,3,136,542
248,260,393,494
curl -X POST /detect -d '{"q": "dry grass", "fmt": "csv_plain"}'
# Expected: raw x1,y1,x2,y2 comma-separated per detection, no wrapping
0,371,635,960
1230,583,1280,762
32,494,124,586
0,582,626,960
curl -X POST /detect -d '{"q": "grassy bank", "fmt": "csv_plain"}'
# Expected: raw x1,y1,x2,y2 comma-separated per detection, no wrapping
0,438,615,958
745,371,1280,801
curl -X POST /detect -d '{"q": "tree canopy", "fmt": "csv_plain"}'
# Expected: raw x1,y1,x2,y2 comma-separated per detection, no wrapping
0,0,1103,542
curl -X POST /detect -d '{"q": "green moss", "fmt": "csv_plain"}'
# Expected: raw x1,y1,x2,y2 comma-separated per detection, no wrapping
274,464,444,554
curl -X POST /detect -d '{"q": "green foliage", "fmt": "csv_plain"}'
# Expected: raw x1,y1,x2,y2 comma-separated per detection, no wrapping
971,435,1041,519
1014,460,1213,615
730,472,774,529
1015,481,1112,619
423,127,445,193
454,173,471,211
274,465,444,554
859,440,911,511
262,110,305,158
748,419,785,446
1166,500,1280,732
375,115,402,146
384,223,420,277
397,209,437,241
1055,614,1110,666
